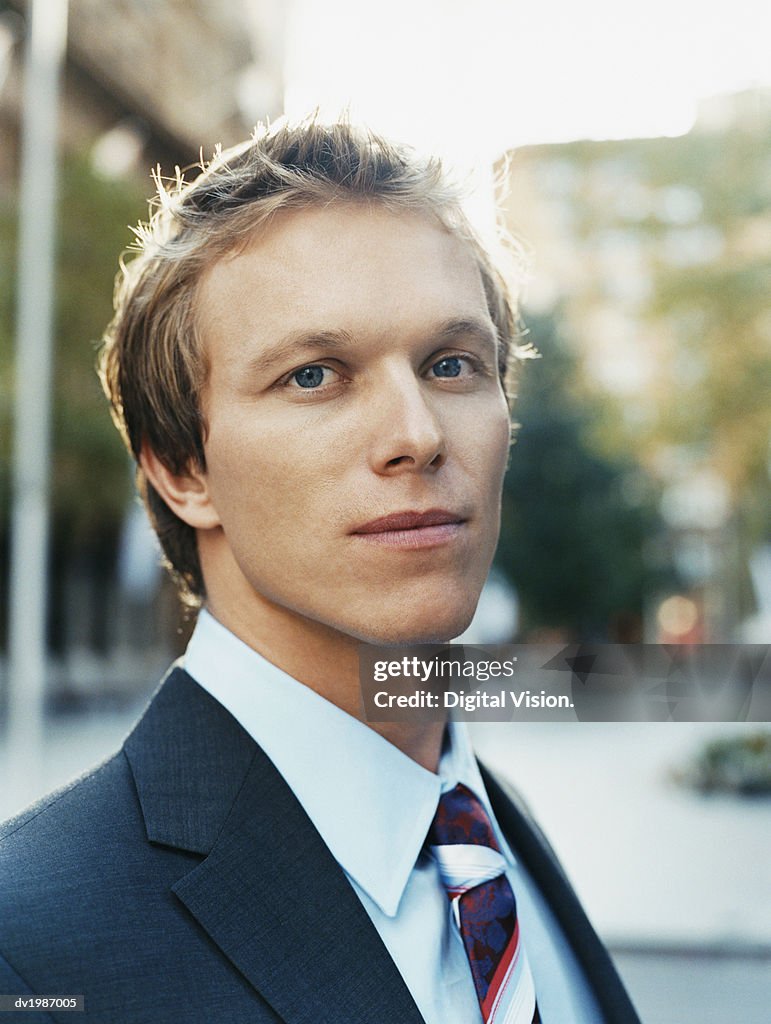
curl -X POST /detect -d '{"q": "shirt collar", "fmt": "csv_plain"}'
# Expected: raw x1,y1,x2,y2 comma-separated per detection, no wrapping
184,609,486,917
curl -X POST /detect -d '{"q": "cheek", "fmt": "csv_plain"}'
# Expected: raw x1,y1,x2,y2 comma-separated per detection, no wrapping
203,421,338,539
470,400,512,492
202,428,277,525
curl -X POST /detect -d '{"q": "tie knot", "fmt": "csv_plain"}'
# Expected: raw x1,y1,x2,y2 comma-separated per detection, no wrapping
428,783,500,851
427,786,540,1023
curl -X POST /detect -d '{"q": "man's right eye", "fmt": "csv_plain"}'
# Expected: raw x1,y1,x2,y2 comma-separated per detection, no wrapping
291,365,329,389
275,362,347,395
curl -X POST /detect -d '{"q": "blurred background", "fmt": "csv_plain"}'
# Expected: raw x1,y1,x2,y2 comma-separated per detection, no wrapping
0,1,769,1020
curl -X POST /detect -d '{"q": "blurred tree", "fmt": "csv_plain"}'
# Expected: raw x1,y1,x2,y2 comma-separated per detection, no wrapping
496,314,670,638
538,115,771,543
0,155,147,649
501,102,771,635
639,126,771,514
52,156,146,534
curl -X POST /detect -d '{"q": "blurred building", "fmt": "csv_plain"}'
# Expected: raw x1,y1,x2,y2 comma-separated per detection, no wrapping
499,89,771,640
0,0,285,180
0,0,286,700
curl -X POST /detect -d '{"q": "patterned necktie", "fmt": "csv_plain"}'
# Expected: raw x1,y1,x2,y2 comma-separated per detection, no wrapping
428,783,541,1024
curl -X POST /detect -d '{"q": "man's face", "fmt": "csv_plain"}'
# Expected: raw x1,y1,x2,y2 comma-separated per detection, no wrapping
193,202,511,645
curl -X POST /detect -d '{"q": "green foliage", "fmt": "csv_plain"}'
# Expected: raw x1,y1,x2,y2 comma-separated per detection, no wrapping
496,315,670,637
0,156,147,541
675,732,771,797
546,120,771,533
505,108,771,643
0,191,16,533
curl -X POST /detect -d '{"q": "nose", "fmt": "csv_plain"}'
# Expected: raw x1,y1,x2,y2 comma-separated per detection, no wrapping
368,370,446,475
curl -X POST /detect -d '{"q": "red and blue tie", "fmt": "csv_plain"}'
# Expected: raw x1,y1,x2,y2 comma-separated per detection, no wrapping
428,783,541,1024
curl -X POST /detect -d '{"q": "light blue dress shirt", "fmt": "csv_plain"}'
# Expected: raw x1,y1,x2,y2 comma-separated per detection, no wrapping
183,610,601,1023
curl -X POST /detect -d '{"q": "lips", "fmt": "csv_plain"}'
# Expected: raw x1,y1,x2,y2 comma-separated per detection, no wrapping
352,509,466,534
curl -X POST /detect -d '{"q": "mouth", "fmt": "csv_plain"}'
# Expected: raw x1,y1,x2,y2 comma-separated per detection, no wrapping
350,508,468,549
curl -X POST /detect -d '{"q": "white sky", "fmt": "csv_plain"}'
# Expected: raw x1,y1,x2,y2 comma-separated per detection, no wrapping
285,0,771,164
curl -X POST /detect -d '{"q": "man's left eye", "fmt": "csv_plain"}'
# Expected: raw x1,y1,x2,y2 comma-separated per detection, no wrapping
431,356,464,378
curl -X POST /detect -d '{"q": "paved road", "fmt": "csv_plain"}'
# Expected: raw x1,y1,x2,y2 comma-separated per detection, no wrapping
471,721,771,949
472,720,771,1021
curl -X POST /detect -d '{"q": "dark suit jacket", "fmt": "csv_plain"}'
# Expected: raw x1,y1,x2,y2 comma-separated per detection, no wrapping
0,668,641,1023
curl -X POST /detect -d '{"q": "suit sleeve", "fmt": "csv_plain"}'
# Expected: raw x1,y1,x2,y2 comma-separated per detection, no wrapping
0,953,56,1023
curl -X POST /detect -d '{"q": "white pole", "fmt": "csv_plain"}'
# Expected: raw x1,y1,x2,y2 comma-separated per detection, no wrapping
6,0,69,804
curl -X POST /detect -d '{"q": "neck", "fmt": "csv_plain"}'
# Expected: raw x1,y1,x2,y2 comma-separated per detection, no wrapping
203,593,447,774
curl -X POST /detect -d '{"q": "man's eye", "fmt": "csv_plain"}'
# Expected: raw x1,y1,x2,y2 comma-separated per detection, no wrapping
291,365,330,389
431,356,464,379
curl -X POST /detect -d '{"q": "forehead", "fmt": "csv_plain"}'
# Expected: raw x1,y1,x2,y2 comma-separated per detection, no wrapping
195,202,491,366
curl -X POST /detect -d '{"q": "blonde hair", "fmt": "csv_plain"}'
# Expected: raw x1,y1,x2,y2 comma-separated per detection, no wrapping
100,116,527,604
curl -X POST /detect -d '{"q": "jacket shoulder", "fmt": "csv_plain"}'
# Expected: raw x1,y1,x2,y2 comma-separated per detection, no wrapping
0,751,148,930
0,750,131,846
0,674,277,1023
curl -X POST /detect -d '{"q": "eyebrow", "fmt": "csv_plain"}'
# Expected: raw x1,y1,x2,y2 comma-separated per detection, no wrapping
433,317,498,351
247,316,499,378
246,329,357,377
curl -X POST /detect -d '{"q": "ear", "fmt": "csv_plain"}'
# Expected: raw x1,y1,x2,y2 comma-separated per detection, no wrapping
139,442,222,531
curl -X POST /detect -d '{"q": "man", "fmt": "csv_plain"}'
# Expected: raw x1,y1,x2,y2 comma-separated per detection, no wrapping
0,119,641,1023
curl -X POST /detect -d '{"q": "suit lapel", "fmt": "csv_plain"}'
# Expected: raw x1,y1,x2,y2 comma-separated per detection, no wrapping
125,668,426,1024
480,763,642,1024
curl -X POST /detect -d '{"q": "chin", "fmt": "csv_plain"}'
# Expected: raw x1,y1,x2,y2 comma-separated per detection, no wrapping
350,593,480,647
